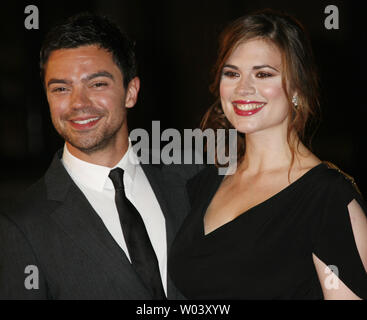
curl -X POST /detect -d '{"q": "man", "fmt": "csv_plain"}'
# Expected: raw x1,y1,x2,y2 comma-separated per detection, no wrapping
0,13,200,299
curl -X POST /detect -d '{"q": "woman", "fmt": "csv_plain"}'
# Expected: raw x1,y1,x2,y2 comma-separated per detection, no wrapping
169,9,367,299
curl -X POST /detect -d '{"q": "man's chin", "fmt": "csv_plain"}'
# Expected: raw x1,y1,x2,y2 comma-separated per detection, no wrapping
66,138,109,155
59,124,123,156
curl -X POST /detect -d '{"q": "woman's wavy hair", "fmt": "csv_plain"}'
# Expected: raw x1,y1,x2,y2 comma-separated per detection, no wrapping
201,9,320,178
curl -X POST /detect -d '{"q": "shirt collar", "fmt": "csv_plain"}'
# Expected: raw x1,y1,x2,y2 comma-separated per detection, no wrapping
61,139,138,192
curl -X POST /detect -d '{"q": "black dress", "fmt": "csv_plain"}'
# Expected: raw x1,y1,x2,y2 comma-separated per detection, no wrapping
168,163,367,299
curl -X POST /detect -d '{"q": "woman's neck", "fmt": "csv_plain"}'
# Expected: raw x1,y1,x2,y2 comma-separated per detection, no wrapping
238,130,313,175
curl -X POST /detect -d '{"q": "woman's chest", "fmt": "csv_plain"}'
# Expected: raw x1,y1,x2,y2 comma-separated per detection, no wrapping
203,176,294,236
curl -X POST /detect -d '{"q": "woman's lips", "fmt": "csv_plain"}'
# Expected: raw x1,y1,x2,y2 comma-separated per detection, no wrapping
232,101,266,116
68,116,102,130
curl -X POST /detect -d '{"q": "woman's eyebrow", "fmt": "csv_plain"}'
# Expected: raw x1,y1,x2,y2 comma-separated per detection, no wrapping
253,64,279,72
223,64,239,70
223,64,279,72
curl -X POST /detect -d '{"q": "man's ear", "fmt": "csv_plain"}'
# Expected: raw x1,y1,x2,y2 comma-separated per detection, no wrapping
125,77,140,109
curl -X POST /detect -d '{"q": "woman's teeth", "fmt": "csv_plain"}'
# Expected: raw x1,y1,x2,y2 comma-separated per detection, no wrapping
234,103,265,111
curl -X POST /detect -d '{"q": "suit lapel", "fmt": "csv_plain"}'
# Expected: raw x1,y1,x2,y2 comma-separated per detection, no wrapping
44,151,151,297
140,164,176,251
141,163,186,299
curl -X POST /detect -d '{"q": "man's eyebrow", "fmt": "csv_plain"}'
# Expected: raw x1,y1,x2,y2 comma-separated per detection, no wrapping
84,71,115,82
223,64,279,72
47,79,72,87
47,71,115,88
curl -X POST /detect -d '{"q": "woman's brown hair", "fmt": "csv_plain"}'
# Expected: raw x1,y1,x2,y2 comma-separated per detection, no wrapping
201,9,320,179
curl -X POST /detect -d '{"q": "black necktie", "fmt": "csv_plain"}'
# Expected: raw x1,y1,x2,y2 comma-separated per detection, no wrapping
109,168,166,300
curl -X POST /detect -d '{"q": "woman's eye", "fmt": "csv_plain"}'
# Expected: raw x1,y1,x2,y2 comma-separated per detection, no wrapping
222,71,240,78
256,72,272,78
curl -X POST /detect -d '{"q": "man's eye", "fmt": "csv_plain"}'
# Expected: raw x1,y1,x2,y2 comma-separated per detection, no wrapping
51,87,68,93
256,72,272,78
92,82,108,88
222,71,240,78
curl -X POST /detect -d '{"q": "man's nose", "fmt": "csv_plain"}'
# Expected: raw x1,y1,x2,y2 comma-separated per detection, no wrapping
235,75,256,96
70,87,91,109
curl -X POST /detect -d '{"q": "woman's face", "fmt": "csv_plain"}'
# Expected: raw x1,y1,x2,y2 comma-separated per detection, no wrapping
220,38,291,135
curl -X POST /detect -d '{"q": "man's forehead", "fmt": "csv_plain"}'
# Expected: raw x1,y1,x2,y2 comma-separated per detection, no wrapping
47,45,113,62
44,45,124,81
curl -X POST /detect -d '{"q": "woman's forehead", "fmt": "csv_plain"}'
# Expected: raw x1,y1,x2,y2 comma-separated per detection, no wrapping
227,39,282,67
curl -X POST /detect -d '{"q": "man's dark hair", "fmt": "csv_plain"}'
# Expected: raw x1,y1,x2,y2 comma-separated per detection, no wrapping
40,12,137,88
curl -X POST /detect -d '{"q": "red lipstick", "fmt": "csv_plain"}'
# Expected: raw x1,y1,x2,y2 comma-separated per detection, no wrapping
232,100,266,117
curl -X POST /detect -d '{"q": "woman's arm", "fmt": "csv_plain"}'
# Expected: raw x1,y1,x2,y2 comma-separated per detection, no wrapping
313,199,367,300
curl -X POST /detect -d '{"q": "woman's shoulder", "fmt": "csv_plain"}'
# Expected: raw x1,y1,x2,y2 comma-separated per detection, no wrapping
323,161,360,187
311,161,363,201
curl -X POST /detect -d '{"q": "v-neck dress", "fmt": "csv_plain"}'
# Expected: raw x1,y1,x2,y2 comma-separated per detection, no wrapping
168,163,367,299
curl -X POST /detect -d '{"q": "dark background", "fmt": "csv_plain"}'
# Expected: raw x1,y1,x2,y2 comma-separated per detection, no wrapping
0,0,365,206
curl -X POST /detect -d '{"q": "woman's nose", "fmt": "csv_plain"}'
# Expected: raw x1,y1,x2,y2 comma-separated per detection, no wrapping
235,75,256,96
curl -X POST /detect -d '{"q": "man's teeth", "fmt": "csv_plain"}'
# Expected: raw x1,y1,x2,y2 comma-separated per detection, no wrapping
235,103,265,111
72,117,100,125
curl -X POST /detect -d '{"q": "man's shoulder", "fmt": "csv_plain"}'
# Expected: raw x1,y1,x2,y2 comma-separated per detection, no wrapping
3,176,51,224
161,162,206,181
138,147,206,183
141,162,206,187
2,152,67,225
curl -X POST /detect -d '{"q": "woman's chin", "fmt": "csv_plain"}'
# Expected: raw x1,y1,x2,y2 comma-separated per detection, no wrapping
231,123,259,135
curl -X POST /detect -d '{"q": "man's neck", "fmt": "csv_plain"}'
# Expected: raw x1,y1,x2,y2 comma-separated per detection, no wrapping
65,139,129,168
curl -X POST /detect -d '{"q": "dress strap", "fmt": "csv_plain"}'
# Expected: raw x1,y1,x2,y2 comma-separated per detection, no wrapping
322,161,362,196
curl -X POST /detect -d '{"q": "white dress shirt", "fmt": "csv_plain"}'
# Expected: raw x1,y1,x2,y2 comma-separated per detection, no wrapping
61,141,167,295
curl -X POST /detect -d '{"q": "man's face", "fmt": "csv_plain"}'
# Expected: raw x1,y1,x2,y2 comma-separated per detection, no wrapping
44,45,137,154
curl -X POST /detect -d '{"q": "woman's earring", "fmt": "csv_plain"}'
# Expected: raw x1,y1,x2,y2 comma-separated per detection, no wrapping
292,95,298,108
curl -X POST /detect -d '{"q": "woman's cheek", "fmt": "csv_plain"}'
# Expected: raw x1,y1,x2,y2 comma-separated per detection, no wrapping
219,82,227,100
260,82,284,99
219,81,234,107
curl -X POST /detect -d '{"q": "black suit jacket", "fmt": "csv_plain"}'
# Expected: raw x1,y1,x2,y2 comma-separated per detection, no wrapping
0,150,201,299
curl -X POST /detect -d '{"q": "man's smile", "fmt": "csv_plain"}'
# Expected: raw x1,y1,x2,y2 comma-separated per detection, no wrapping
68,116,102,130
